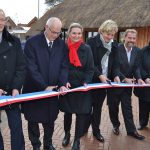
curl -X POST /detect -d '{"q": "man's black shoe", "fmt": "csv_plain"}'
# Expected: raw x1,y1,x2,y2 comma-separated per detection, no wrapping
113,128,120,135
33,147,40,150
137,125,146,130
127,131,145,140
93,132,105,142
62,132,71,146
44,143,56,150
71,139,80,150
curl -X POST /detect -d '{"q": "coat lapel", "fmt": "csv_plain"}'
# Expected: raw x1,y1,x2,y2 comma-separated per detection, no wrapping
130,48,136,66
49,37,61,58
38,33,50,62
121,45,129,65
0,39,12,55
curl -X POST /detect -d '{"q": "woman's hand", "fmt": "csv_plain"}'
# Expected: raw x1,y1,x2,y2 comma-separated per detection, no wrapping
114,76,120,83
99,75,109,83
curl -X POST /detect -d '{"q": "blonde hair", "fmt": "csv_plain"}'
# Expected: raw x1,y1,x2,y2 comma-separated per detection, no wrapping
98,19,118,33
124,29,137,37
68,23,83,34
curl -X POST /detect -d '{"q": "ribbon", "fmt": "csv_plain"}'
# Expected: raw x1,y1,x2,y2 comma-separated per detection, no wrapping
0,82,150,107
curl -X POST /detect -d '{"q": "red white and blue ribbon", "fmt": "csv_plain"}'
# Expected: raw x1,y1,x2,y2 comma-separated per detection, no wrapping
0,82,150,107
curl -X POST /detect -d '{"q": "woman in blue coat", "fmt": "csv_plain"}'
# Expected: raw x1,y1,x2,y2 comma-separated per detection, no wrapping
59,23,94,150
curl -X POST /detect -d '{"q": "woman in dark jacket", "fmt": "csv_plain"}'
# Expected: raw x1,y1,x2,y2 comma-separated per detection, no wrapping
138,43,150,130
59,23,94,150
0,9,25,150
86,20,120,142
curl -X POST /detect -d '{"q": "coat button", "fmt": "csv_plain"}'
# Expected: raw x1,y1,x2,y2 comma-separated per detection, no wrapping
4,70,8,74
3,55,7,59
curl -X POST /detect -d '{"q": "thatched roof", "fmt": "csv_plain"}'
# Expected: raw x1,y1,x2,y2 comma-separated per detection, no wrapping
26,0,150,36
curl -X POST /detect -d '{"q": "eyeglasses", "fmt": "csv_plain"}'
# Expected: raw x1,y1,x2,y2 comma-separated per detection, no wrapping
48,27,62,36
0,18,7,22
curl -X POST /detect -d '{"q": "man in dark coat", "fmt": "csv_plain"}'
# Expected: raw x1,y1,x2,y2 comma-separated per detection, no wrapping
22,17,69,150
137,43,150,130
107,29,145,140
0,9,25,150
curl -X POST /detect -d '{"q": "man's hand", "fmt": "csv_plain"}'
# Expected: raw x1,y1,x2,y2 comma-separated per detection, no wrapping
145,78,150,84
123,78,135,84
0,89,7,96
137,79,145,84
59,86,68,95
45,86,57,91
66,82,71,89
12,89,19,97
0,89,4,96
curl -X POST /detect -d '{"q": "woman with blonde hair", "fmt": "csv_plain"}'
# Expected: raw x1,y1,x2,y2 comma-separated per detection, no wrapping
86,19,120,142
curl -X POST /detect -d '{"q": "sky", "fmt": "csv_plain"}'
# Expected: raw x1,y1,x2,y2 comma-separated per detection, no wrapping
0,0,48,24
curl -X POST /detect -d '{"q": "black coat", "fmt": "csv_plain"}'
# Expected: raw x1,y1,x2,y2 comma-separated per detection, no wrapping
137,44,150,102
114,44,140,96
87,34,119,82
0,29,26,109
0,32,25,92
22,33,69,123
59,44,94,114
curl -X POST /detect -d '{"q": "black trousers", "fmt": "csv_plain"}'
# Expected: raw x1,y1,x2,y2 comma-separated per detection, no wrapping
85,89,106,133
64,113,88,140
1,106,25,150
0,131,4,150
139,100,150,127
28,122,54,149
108,90,136,133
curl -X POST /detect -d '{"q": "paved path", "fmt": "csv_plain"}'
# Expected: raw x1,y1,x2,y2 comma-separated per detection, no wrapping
1,95,150,150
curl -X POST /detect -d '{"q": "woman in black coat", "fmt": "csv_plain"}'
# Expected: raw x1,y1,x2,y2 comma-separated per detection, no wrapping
86,20,120,142
137,43,150,130
59,23,94,150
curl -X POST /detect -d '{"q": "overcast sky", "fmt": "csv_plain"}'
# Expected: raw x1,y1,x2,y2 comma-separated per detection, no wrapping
0,0,48,24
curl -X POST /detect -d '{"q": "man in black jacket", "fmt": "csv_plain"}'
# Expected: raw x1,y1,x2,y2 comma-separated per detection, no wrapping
0,9,26,150
22,17,69,150
107,29,145,140
136,43,150,130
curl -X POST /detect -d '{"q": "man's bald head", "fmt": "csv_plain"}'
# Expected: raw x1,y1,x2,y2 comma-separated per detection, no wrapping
46,17,62,29
45,17,62,41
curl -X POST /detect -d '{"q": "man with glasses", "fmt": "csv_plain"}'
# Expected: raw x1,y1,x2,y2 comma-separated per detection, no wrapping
0,9,25,150
22,17,69,150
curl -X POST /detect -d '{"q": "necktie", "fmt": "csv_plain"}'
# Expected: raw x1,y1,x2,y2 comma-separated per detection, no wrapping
48,41,53,53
